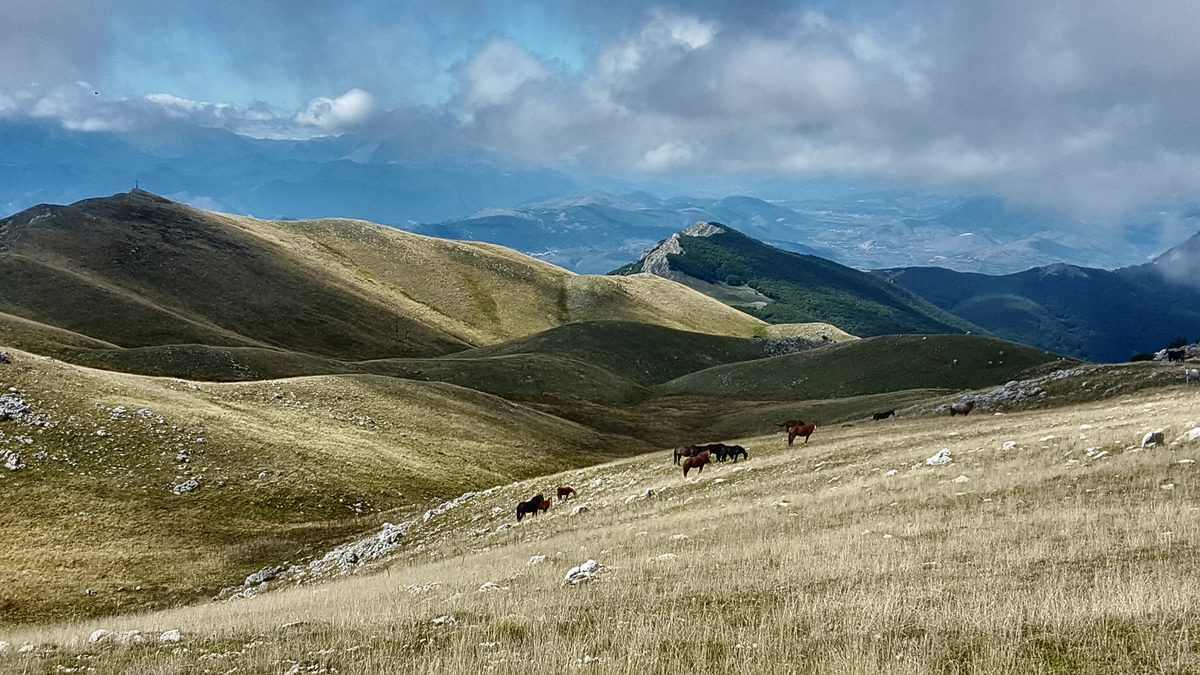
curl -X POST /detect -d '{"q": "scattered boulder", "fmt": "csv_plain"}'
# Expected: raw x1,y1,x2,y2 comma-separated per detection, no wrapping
528,555,546,566
1187,428,1200,443
423,490,477,522
651,553,678,563
170,478,200,495
0,352,12,364
884,469,899,477
1161,483,1176,491
0,394,30,421
116,630,145,645
570,503,591,516
245,565,286,586
3,451,22,471
88,629,111,644
494,523,511,534
431,615,456,626
563,559,604,585
478,582,503,592
926,449,953,466
307,522,407,575
159,630,182,643
1002,441,1018,450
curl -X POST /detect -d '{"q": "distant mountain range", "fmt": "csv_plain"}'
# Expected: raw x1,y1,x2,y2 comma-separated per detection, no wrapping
0,119,579,223
4,119,1195,275
876,235,1200,362
415,191,1183,274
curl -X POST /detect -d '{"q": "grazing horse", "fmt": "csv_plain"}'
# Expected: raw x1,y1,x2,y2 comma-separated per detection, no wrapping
1167,348,1187,362
515,494,547,522
787,422,816,446
872,409,895,421
556,486,577,501
682,450,712,477
722,444,748,462
1187,368,1200,386
673,445,706,465
949,400,975,416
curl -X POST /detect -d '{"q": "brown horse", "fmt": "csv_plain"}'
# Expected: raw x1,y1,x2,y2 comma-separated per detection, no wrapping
556,486,576,501
673,445,703,465
787,422,816,446
682,450,712,477
516,494,547,521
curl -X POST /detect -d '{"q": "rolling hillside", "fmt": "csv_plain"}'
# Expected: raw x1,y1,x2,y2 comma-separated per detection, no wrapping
613,222,982,337
0,191,767,362
659,334,1063,400
0,348,641,624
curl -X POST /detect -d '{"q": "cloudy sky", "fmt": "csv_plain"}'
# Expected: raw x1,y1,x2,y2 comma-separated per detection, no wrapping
5,0,1200,218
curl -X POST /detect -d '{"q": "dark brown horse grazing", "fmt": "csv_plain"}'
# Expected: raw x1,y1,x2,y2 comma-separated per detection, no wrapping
787,422,817,446
673,445,703,465
556,486,576,501
682,450,712,477
872,409,895,421
516,494,547,521
949,401,975,416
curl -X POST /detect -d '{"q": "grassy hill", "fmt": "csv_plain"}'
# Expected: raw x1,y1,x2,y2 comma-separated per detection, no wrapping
0,348,649,624
5,387,1197,673
0,191,766,362
876,263,1200,362
455,321,824,385
659,334,1064,400
613,223,981,337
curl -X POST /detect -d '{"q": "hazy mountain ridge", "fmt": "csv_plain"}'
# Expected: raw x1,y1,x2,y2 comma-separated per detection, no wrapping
876,241,1200,361
419,191,1176,275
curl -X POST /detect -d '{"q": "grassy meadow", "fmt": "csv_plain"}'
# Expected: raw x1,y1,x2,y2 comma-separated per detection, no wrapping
2,385,1197,673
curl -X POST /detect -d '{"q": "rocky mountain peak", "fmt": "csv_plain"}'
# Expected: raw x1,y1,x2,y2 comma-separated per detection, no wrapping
682,221,726,238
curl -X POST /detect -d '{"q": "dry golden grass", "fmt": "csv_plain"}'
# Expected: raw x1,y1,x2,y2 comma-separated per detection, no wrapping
759,322,858,343
224,215,768,345
5,386,1197,673
0,348,637,625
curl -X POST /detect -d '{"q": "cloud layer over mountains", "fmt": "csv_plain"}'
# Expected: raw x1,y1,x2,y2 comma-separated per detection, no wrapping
5,1,1200,219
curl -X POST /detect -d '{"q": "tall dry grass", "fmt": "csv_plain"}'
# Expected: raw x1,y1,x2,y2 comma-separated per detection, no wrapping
2,389,1198,674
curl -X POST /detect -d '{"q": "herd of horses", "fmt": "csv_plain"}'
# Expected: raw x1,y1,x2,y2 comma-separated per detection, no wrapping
515,486,576,521
512,396,994,518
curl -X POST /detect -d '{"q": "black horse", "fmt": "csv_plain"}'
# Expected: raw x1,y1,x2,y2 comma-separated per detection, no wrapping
515,494,547,522
872,409,895,421
719,444,748,462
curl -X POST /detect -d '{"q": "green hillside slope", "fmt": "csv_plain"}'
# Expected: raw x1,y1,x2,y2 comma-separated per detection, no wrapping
613,223,981,336
660,334,1063,400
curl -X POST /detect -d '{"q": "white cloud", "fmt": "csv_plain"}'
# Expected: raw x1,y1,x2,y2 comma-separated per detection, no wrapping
455,40,549,112
294,88,379,131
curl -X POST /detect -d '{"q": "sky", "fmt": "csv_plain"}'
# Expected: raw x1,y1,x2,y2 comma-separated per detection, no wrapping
5,0,1200,220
